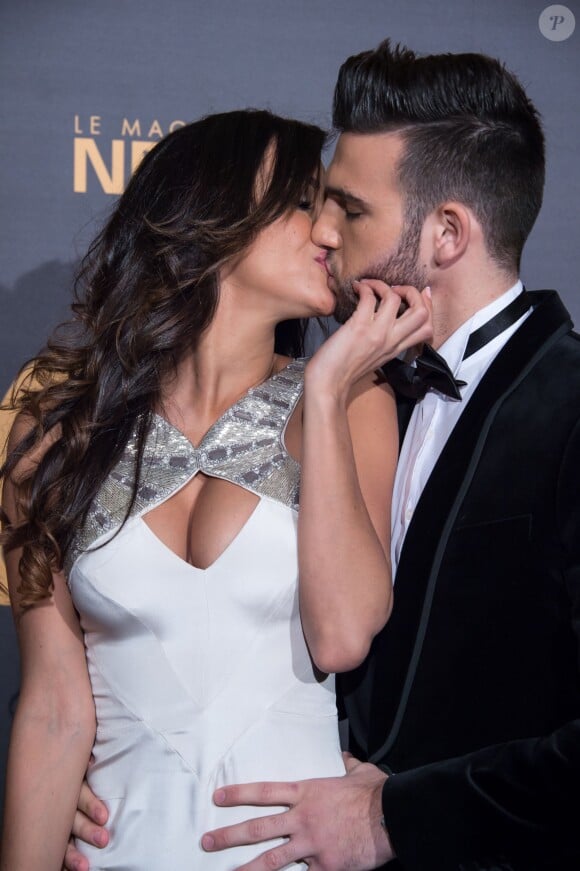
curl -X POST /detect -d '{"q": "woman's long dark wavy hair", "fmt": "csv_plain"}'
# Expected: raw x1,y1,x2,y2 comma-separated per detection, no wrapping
1,109,326,608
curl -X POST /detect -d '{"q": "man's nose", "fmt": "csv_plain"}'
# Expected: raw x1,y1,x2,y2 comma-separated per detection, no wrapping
312,208,340,249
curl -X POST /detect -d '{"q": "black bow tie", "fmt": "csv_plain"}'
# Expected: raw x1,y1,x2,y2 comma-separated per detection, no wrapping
382,290,531,401
383,345,465,400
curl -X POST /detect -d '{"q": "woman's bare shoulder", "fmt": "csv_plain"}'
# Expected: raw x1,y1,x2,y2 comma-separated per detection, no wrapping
347,368,395,408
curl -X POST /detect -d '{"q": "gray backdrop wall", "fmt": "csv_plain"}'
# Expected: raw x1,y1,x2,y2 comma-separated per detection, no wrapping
1,0,578,816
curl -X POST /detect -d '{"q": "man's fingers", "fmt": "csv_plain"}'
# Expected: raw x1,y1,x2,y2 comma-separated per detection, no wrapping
203,815,311,871
213,780,301,809
202,810,290,851
71,807,110,849
234,841,310,871
77,780,109,826
63,839,90,871
342,751,362,773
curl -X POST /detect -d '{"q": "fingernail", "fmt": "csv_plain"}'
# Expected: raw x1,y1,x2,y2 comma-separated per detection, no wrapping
424,286,432,299
201,834,215,851
94,830,106,847
214,789,226,805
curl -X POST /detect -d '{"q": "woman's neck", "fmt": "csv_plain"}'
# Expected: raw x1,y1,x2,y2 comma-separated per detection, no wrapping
158,302,281,434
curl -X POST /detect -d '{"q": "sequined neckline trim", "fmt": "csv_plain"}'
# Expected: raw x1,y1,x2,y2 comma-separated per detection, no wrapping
151,357,303,453
65,358,306,578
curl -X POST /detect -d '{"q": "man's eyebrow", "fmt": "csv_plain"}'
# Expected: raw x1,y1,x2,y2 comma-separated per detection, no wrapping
324,185,368,209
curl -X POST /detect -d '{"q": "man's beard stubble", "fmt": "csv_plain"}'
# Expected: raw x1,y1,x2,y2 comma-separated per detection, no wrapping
331,218,427,324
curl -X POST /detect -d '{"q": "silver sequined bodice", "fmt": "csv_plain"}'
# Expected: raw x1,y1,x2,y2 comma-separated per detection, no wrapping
65,359,306,576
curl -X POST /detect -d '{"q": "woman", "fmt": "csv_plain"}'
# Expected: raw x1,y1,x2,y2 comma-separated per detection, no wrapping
0,110,430,870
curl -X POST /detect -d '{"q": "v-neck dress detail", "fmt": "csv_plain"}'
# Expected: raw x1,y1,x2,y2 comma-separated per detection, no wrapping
67,359,345,869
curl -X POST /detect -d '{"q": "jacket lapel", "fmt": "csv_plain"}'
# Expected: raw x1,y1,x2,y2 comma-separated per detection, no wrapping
365,290,572,762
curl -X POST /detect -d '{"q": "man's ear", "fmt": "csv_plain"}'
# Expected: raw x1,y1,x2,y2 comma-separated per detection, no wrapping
429,201,472,268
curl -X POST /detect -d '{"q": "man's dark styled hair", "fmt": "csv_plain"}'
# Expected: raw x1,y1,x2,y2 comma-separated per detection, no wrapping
333,40,545,270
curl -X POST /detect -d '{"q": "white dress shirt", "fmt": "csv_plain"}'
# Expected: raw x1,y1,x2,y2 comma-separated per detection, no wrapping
391,281,531,577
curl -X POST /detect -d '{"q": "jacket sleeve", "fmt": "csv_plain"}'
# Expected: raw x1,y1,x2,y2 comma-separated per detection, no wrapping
381,416,580,870
382,720,580,868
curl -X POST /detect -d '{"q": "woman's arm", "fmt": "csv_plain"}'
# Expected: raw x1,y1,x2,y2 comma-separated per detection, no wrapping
0,421,96,871
298,281,431,673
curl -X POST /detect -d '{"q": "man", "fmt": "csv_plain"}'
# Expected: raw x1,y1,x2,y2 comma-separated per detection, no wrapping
67,41,580,869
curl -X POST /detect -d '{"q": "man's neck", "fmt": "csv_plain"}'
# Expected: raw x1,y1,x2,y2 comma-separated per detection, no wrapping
430,272,519,350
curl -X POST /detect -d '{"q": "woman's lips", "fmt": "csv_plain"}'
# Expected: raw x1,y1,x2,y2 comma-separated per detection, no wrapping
315,253,334,280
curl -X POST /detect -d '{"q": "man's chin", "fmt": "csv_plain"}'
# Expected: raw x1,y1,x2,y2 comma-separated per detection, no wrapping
332,302,356,324
331,281,358,324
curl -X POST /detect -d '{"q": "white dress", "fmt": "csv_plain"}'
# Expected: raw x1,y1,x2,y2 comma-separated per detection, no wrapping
67,360,345,870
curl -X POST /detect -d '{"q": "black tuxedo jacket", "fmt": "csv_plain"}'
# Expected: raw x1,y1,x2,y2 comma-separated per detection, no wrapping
339,291,580,870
